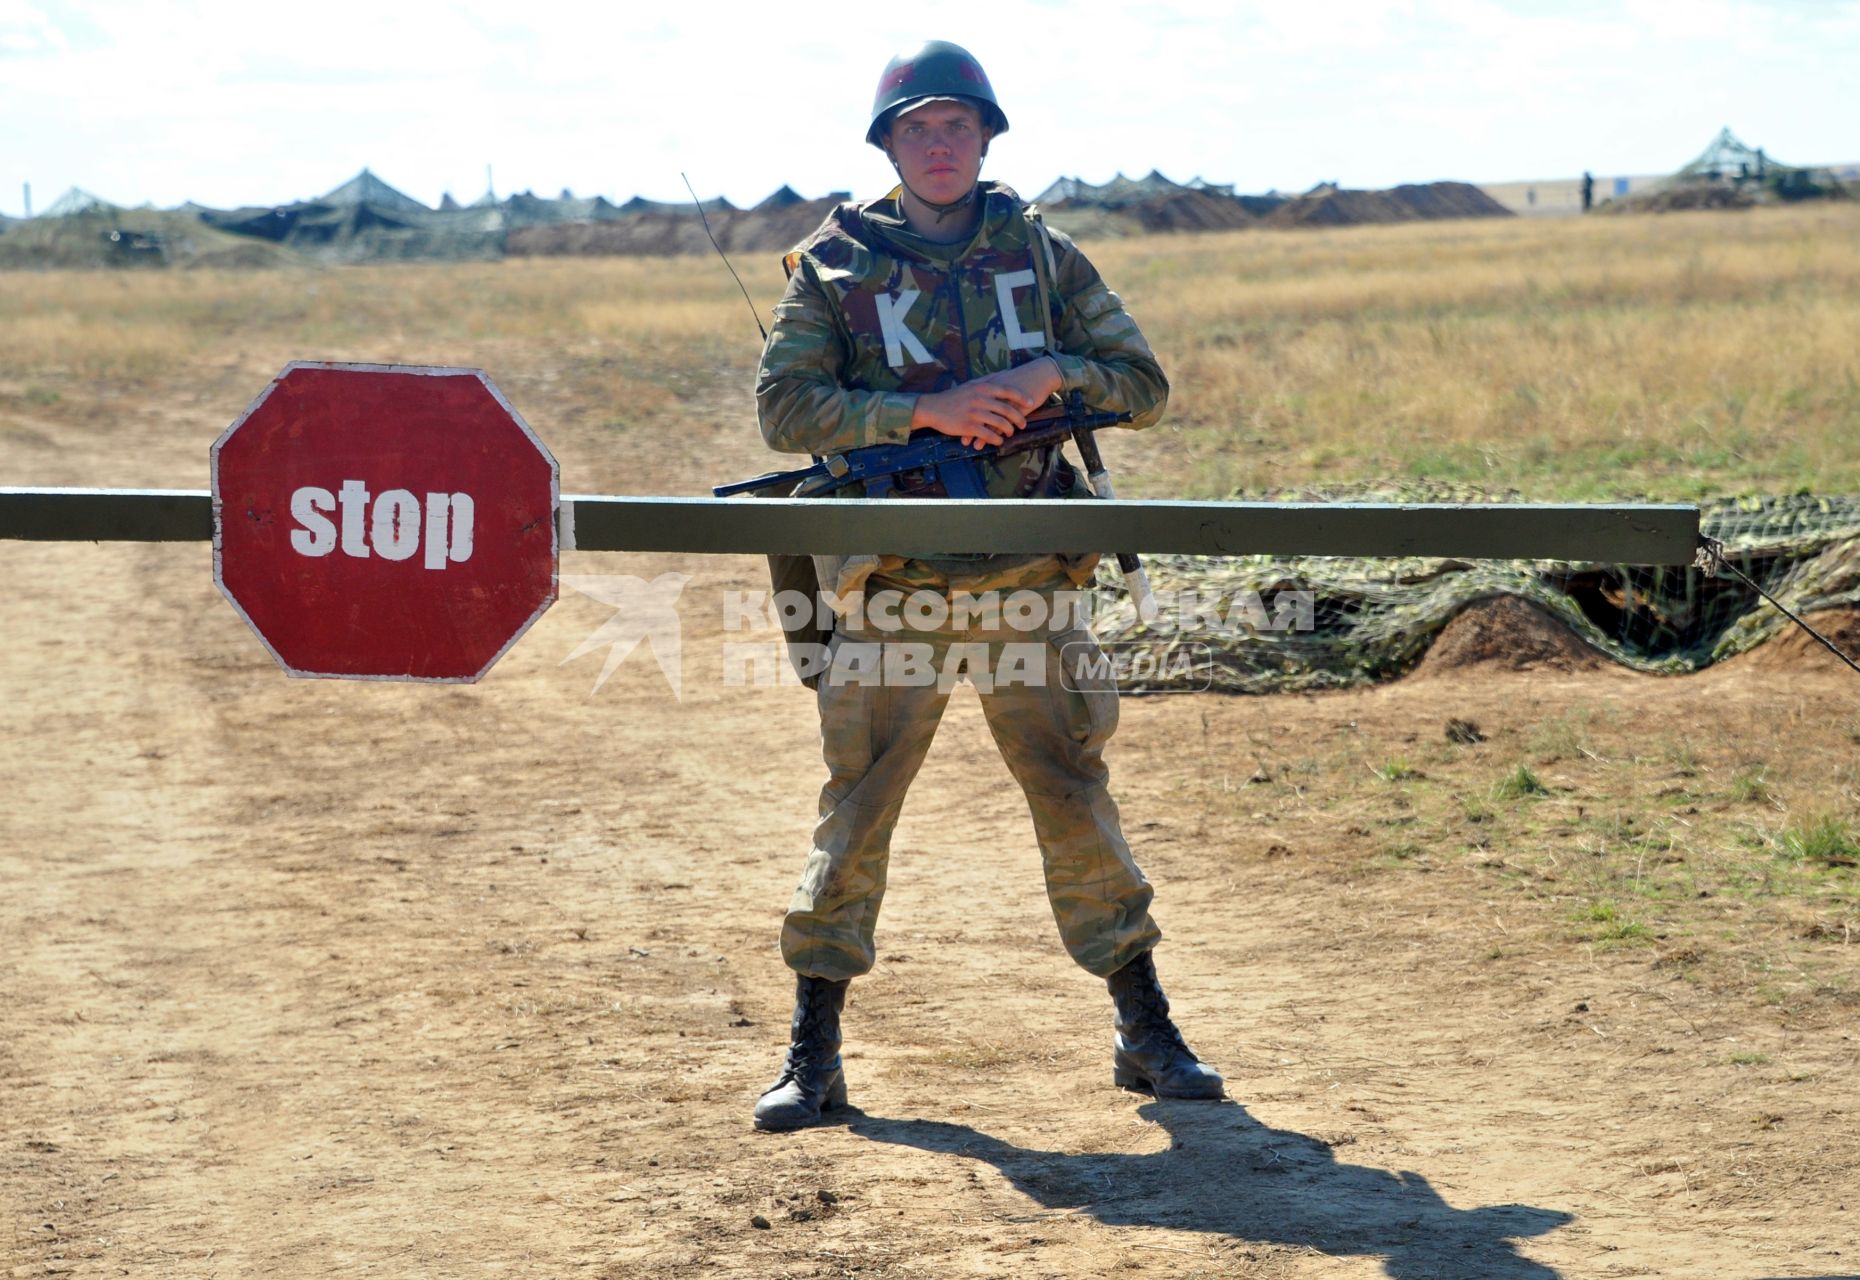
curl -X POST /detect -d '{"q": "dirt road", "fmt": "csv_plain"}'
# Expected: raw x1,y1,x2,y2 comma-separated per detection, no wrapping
3,364,1856,1278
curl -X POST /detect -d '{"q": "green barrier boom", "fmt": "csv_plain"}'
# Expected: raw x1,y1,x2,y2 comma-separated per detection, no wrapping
0,489,1700,564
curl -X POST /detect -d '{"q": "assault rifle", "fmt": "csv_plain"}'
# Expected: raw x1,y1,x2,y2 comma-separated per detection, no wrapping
715,391,1156,618
714,393,1126,499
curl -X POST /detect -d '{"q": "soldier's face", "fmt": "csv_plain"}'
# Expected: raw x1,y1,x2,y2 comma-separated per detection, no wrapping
886,100,989,204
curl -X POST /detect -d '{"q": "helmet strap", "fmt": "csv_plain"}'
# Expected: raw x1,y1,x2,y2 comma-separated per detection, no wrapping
885,142,987,231
907,180,978,221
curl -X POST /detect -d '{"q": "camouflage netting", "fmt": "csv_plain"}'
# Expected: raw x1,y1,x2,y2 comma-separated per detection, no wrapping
1090,483,1860,692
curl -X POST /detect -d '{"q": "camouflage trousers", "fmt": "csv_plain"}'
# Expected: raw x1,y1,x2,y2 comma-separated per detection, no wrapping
780,568,1163,982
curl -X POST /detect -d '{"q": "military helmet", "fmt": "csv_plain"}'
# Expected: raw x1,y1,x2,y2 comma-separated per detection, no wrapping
866,40,1008,148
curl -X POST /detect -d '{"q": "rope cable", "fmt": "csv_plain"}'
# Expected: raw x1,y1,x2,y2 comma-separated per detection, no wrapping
1694,535,1860,677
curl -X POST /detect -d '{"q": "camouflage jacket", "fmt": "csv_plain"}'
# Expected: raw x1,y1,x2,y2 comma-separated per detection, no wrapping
754,181,1168,596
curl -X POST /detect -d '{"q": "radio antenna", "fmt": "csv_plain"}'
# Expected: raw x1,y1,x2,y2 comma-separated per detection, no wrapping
682,172,767,345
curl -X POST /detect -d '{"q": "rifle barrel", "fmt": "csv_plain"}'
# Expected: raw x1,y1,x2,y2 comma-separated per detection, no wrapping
713,462,821,498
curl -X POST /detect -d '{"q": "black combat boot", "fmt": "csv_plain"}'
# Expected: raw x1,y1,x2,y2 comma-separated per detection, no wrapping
752,974,851,1131
1106,951,1224,1100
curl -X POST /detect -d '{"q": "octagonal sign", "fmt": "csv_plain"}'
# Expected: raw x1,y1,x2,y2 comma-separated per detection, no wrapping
212,362,559,682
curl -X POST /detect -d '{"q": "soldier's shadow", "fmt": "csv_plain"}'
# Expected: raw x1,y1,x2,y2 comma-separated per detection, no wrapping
846,1098,1572,1280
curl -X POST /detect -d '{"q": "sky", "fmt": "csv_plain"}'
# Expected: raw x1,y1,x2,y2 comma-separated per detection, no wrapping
3,0,1858,218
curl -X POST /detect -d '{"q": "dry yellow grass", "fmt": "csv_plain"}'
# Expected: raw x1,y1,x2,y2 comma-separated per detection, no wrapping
3,203,1856,499
0,257,780,380
1100,203,1860,499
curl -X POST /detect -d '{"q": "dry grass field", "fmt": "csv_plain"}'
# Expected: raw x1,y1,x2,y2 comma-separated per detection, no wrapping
6,201,1858,501
2,206,1857,1279
1137,202,1860,501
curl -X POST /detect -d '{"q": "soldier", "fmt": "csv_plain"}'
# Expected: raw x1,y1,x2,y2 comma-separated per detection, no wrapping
751,39,1223,1131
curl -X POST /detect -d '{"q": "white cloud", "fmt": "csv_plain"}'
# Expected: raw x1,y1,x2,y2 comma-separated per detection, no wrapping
0,0,64,54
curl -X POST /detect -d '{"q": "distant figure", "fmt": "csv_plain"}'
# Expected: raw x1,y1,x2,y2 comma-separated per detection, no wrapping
1526,187,1537,207
1581,171,1594,212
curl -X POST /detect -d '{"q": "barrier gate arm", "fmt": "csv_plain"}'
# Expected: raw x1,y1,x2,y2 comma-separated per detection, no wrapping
0,489,1701,564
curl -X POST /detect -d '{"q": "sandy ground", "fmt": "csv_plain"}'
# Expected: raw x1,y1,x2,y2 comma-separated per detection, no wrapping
3,365,1858,1279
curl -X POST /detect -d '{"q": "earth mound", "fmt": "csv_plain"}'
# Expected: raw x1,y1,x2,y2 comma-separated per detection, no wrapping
1125,190,1257,232
1724,606,1860,673
1267,181,1513,229
1411,595,1609,677
1043,189,1258,235
1387,181,1515,220
1264,186,1410,228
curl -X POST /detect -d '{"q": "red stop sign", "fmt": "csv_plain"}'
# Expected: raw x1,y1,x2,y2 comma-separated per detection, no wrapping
212,362,558,682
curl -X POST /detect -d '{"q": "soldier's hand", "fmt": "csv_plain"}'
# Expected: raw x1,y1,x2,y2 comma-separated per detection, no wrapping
912,381,1034,450
973,356,1064,413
